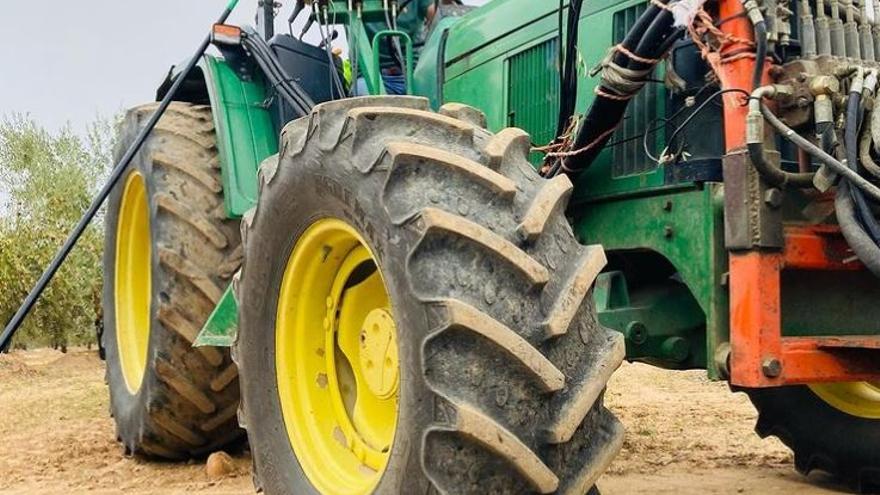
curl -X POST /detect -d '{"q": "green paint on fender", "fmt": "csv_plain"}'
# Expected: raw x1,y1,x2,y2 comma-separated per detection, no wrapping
201,55,278,217
195,286,238,347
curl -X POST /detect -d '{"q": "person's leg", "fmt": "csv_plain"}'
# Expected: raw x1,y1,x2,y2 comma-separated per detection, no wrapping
355,77,370,96
354,74,406,96
382,75,407,95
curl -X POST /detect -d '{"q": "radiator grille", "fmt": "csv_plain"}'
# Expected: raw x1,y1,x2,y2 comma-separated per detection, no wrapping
611,3,665,177
507,38,560,163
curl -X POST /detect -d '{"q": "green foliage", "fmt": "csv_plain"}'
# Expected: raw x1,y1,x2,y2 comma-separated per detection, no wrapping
0,115,114,350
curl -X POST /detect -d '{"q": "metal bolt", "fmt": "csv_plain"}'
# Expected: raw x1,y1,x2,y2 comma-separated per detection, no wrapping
626,322,648,345
764,188,784,209
661,337,690,362
762,358,783,378
663,200,673,212
664,225,674,238
714,343,732,379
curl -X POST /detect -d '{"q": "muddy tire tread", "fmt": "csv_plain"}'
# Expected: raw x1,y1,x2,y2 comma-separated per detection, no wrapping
236,97,625,494
104,102,243,459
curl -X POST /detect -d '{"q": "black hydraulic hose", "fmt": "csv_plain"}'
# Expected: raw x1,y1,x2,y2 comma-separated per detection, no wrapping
818,121,836,153
556,0,584,136
612,1,666,68
0,0,241,351
760,103,880,201
242,30,315,113
557,0,676,176
752,19,768,90
858,120,880,178
837,181,880,277
746,142,815,187
633,8,675,66
246,42,310,113
844,91,880,242
745,86,816,188
287,0,306,29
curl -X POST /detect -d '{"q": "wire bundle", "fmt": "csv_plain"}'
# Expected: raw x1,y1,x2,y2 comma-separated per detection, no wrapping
545,0,683,177
241,27,315,115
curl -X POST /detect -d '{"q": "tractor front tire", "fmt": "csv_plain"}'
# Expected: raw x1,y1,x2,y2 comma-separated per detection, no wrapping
747,385,880,492
103,102,243,459
235,96,626,494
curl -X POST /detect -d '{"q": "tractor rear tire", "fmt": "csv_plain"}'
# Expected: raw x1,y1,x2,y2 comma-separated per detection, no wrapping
235,96,626,494
746,386,880,492
103,102,243,459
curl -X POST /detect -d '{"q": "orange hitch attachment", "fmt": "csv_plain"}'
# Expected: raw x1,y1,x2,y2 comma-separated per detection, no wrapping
717,0,880,387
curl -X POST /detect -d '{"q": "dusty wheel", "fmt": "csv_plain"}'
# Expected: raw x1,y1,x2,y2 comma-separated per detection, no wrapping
746,384,880,492
103,102,243,459
235,96,626,494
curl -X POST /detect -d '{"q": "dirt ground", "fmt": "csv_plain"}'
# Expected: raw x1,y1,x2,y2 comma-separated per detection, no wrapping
0,348,854,494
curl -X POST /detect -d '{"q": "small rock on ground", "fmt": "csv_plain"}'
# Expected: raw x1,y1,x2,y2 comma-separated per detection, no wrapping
205,451,234,479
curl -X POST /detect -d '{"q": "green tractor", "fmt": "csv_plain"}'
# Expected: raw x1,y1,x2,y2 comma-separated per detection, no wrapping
12,0,880,492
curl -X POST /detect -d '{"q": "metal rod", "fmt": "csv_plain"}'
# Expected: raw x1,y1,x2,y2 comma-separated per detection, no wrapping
0,0,240,351
257,0,276,40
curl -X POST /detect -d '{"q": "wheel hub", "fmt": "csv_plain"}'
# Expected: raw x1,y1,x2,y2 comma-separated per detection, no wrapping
359,309,399,400
810,381,880,418
276,218,399,495
114,170,151,394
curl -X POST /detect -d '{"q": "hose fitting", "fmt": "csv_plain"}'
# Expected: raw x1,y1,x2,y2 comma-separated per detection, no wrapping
747,85,815,188
747,85,793,145
743,0,765,24
850,66,866,95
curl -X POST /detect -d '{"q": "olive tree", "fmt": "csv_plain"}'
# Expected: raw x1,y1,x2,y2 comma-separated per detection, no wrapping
0,115,113,350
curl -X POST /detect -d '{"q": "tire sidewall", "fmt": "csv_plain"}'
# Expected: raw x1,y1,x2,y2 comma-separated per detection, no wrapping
238,162,433,494
750,385,880,485
102,122,161,448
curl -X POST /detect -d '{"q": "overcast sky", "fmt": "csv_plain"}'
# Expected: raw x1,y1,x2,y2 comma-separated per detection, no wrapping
0,1,486,134
0,1,309,132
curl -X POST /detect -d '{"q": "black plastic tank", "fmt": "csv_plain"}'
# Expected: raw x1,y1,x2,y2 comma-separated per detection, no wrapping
268,34,345,127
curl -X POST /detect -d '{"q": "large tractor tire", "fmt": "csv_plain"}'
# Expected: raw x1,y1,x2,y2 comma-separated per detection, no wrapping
234,96,626,494
103,102,243,459
746,383,880,492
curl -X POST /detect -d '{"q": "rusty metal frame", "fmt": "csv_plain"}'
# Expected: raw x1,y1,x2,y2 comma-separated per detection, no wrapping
728,226,880,386
717,0,880,388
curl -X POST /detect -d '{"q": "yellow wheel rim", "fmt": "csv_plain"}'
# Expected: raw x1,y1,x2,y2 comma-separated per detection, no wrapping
114,170,152,394
810,382,880,419
276,218,399,495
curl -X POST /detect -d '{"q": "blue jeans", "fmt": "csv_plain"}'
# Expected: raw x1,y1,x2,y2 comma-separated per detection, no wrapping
355,74,407,96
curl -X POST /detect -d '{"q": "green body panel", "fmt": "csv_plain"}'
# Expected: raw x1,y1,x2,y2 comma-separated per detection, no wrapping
574,185,729,378
191,56,278,345
595,271,707,368
436,0,725,374
441,1,561,131
441,0,671,198
507,34,560,163
193,0,880,372
201,55,278,218
413,16,461,109
195,287,238,347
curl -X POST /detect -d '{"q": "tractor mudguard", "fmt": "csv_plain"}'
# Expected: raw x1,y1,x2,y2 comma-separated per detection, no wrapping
157,55,279,219
157,56,278,347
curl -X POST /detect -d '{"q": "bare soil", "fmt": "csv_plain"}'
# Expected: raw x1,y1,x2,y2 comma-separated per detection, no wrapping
0,349,853,494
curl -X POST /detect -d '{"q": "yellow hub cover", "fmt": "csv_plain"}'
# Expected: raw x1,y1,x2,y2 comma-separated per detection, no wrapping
114,170,152,394
276,218,399,495
810,381,880,419
359,309,399,400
